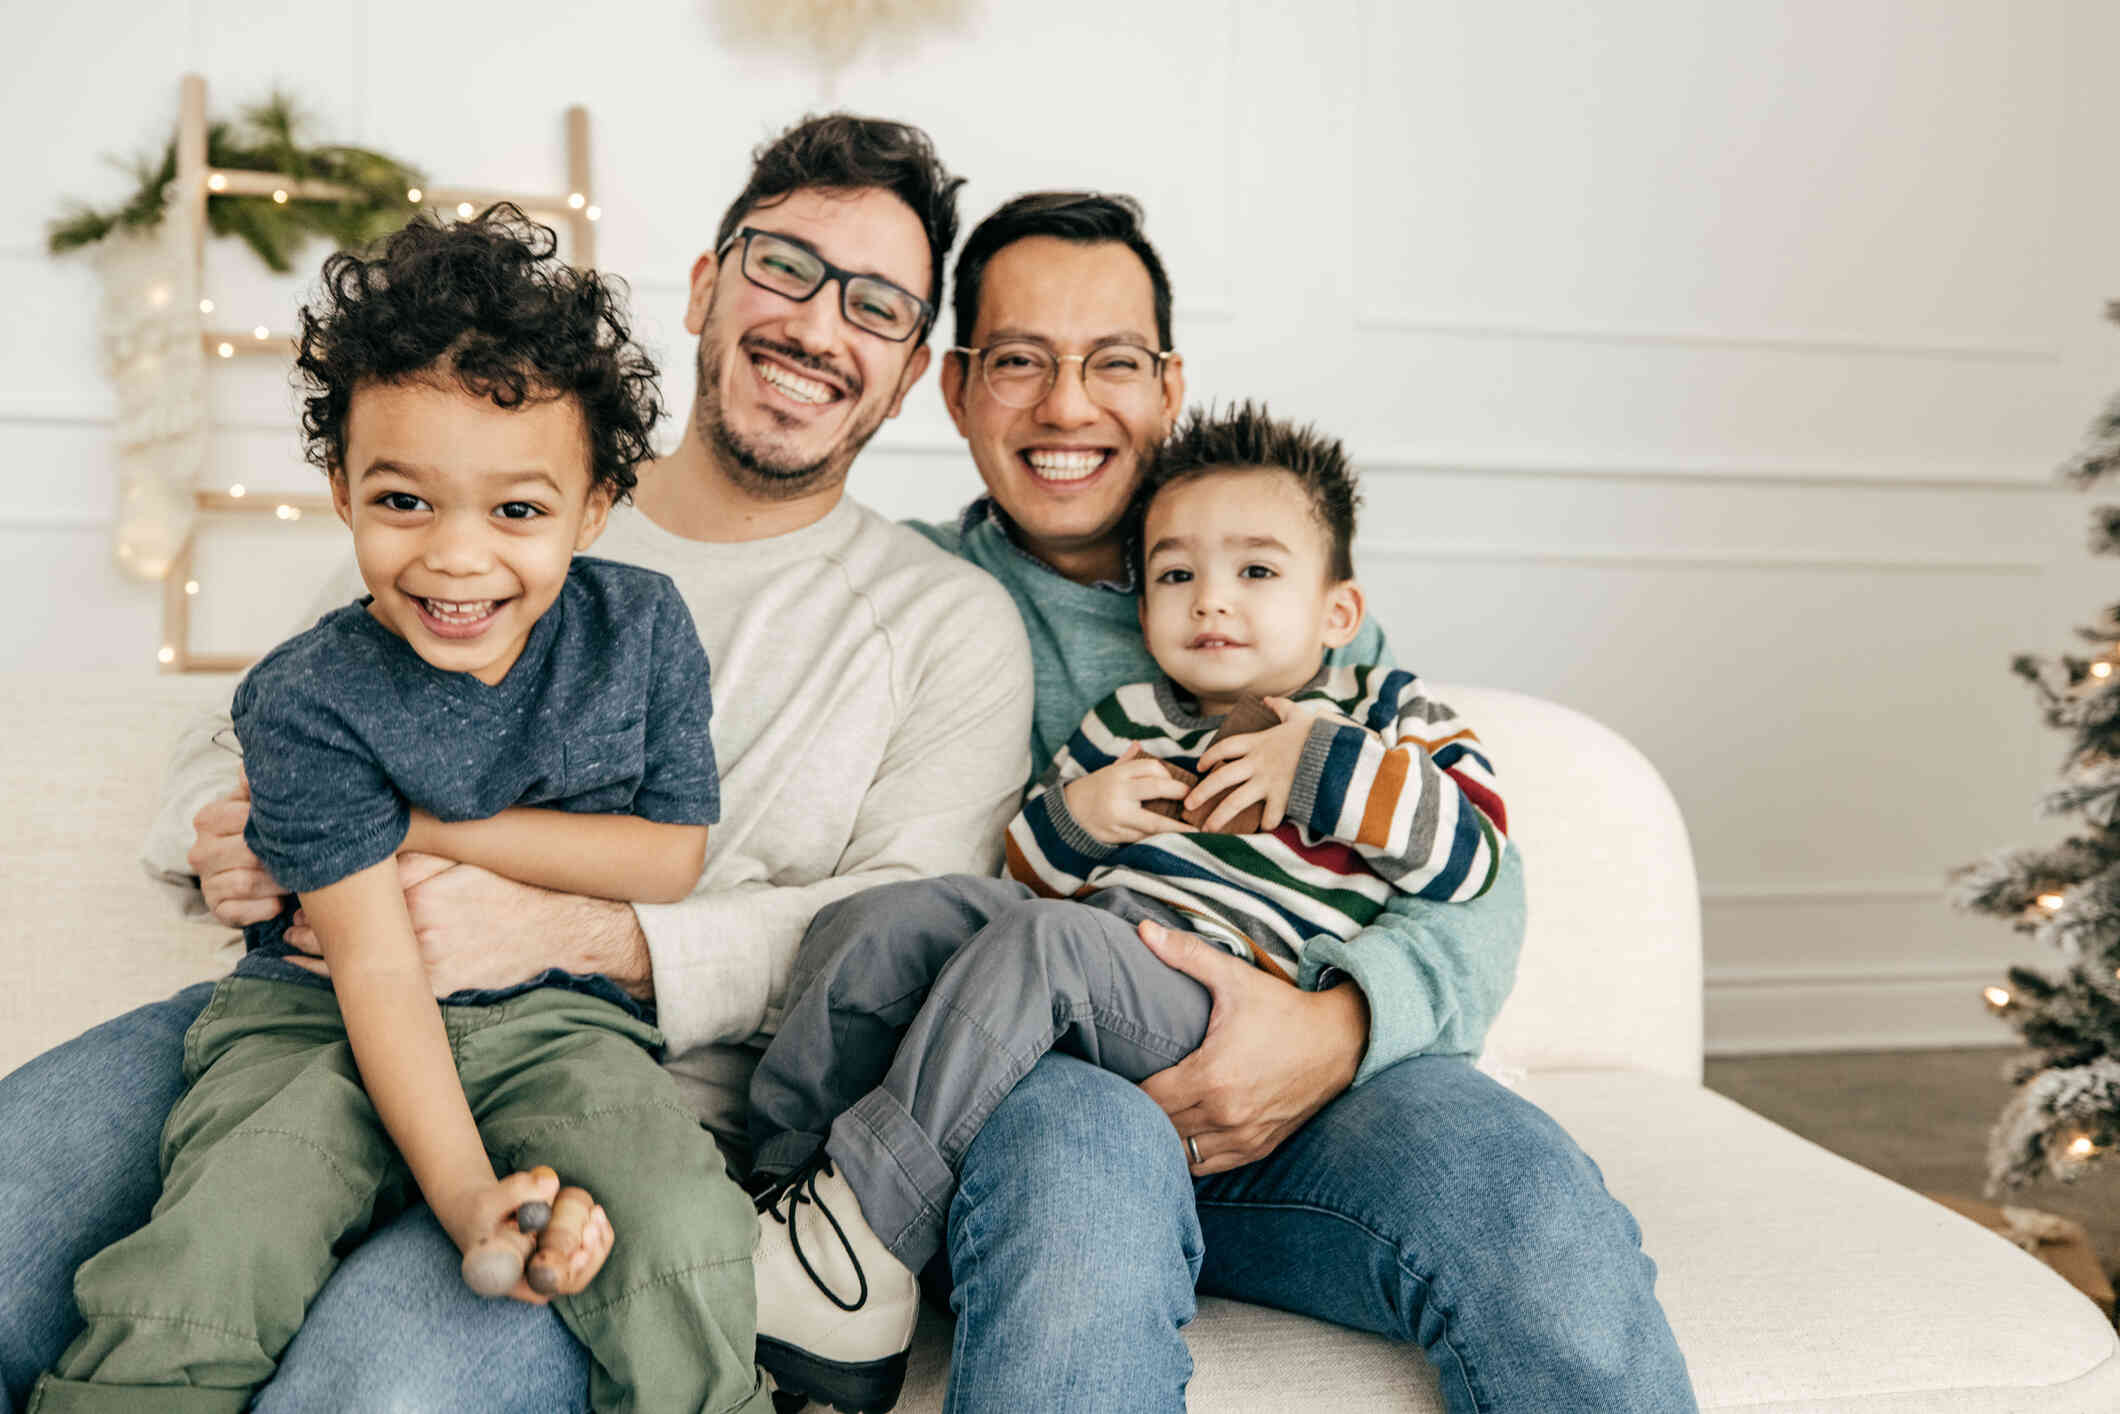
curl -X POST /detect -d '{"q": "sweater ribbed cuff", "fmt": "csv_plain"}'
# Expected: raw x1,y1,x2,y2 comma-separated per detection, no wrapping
1036,785,1121,866
1285,718,1351,838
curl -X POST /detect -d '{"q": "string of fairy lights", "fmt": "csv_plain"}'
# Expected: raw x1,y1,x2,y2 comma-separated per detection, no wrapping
155,83,596,672
1977,656,2119,1165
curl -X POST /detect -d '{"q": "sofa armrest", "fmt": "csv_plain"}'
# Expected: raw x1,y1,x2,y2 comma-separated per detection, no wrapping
1433,683,1703,1082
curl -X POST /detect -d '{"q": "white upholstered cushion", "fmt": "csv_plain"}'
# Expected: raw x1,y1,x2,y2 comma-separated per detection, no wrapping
1439,682,1705,1084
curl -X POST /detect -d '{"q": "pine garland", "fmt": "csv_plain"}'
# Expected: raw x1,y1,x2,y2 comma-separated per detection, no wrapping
1955,301,2120,1191
47,93,424,272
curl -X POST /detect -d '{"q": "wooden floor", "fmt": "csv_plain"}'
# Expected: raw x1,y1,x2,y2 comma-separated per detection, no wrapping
1704,1046,2120,1285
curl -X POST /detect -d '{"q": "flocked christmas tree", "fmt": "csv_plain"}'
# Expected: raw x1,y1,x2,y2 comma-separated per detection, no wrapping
1952,301,2120,1193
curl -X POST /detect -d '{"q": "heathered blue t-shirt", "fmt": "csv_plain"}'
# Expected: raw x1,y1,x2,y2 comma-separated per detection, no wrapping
229,555,718,1011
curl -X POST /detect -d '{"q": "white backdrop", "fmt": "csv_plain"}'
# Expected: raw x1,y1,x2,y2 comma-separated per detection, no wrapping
4,0,2115,1053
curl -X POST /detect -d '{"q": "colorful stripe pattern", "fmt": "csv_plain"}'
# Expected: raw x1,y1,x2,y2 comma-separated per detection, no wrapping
1004,667,1508,976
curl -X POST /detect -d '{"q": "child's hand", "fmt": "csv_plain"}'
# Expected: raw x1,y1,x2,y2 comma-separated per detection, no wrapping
1062,744,1196,845
449,1166,613,1304
1186,697,1327,832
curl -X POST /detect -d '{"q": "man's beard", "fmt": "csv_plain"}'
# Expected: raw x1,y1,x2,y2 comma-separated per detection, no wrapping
695,333,890,504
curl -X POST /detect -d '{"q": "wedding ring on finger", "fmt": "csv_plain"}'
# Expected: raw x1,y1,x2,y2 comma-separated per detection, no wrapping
1187,1134,1202,1165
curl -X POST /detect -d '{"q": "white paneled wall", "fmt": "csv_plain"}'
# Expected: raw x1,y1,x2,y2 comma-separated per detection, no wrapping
5,0,2114,1052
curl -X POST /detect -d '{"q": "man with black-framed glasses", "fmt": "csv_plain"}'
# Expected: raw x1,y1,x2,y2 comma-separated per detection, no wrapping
2,113,1037,1412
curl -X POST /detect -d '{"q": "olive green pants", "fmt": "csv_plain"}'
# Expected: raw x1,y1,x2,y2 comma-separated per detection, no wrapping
32,978,770,1414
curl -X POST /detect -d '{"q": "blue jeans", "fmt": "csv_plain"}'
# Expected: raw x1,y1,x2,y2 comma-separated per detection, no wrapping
6,996,1693,1413
0,986,589,1413
939,1051,1697,1414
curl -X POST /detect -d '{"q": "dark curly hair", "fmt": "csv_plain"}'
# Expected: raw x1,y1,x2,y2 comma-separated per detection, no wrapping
296,203,662,501
1132,402,1362,585
715,114,964,338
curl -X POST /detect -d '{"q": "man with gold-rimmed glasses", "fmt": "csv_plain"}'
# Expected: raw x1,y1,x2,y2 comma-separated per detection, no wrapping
793,190,1693,1413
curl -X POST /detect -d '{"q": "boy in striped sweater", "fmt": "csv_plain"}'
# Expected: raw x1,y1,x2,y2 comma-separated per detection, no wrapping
1006,406,1506,971
747,404,1508,1412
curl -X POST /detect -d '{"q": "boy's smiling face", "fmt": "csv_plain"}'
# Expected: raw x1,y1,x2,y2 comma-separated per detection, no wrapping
1139,467,1363,714
332,378,611,685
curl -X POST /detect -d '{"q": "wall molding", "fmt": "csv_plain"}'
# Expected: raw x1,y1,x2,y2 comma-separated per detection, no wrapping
1354,450,2062,494
1708,962,1998,990
1358,310,2063,365
1358,538,2045,574
0,511,109,532
0,400,2060,496
1702,878,1950,903
1705,968,2015,1055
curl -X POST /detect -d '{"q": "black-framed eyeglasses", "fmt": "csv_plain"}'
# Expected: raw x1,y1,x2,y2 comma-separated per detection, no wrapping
717,227,934,343
951,339,1177,409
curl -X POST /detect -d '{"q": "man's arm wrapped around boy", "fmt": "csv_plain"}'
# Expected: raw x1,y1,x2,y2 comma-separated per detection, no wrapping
1297,847,1526,1083
1285,668,1508,902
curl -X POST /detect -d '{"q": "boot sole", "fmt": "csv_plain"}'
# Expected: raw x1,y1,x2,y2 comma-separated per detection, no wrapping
758,1335,909,1414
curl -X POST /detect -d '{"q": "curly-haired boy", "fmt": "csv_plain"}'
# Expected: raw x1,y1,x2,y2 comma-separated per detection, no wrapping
33,207,771,1414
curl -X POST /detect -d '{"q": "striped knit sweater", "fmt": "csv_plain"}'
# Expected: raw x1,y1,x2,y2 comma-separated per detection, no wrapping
1005,665,1508,978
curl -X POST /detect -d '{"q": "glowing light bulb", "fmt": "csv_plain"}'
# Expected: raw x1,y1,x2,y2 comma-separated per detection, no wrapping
215,342,234,358
184,580,199,596
2067,1135,2097,1160
157,645,176,664
272,189,288,204
275,504,301,521
585,205,601,222
1983,986,2011,1008
406,187,423,203
567,192,586,209
228,484,246,499
457,202,474,219
207,173,227,192
198,298,215,315
2038,893,2066,912
2094,663,2113,680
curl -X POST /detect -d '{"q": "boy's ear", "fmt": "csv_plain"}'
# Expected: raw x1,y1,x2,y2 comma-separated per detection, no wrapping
329,469,353,527
1321,578,1365,650
575,484,616,551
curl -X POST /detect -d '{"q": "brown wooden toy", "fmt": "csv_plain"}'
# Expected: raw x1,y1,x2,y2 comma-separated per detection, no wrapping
459,1167,559,1298
1143,692,1280,834
526,1185,598,1295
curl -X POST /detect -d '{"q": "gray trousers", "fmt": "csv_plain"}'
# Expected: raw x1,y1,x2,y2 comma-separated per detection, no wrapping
749,875,1213,1273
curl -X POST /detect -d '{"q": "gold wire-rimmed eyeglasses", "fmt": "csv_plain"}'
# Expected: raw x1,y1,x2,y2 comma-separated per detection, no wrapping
951,339,1177,408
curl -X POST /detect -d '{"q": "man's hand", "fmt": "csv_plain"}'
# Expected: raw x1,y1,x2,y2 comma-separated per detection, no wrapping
189,771,288,928
282,855,652,1000
1061,743,1195,845
1135,918,1369,1175
1185,696,1327,833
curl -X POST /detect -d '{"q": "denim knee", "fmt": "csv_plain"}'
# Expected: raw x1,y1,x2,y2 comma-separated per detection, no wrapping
1405,1106,1658,1381
0,983,214,1408
258,1207,588,1413
955,1053,1199,1274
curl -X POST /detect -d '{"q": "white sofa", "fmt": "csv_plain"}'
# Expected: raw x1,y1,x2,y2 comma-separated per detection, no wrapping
7,673,2118,1411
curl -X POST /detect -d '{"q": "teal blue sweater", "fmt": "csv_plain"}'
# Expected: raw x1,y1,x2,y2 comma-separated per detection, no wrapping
912,502,1526,1076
